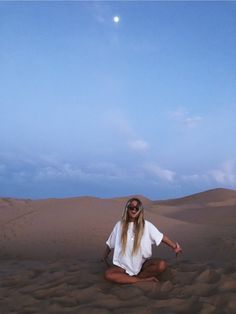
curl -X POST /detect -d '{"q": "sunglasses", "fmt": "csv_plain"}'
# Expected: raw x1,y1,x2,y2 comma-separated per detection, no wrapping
128,205,140,213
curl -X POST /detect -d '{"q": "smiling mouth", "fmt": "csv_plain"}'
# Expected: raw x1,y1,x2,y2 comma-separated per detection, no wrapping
130,210,140,215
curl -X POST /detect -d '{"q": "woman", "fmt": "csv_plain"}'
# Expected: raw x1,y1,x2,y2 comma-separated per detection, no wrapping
102,197,182,284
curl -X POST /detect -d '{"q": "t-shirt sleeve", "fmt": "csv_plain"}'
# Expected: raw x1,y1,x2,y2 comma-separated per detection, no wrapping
148,221,163,246
106,222,119,249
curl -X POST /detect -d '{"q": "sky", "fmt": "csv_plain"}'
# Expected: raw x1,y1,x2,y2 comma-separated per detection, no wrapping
0,1,236,200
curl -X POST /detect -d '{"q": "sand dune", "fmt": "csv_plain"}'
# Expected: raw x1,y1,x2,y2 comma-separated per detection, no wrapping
155,188,236,205
150,188,236,225
0,188,236,313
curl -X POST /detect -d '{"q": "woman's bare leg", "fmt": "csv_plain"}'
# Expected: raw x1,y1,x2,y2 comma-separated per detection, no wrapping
137,258,167,280
104,266,159,284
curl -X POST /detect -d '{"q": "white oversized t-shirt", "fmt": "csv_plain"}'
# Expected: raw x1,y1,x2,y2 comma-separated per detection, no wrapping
106,220,163,276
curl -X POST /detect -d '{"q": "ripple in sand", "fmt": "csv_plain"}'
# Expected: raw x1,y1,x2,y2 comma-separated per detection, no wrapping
199,303,217,314
195,269,221,284
179,282,217,297
73,286,103,303
219,279,236,292
114,307,148,314
160,280,174,293
228,296,236,312
199,295,226,308
50,295,78,307
74,307,111,314
32,283,68,299
1,272,34,288
151,295,201,313
1,259,236,314
110,285,143,300
172,270,198,285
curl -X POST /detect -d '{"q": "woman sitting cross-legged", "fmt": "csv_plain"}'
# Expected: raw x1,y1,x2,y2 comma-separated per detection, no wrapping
102,198,182,284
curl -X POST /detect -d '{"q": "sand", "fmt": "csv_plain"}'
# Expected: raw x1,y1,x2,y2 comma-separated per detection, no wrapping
0,188,236,313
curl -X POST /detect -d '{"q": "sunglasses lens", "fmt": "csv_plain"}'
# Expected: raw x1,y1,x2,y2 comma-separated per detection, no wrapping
128,206,139,212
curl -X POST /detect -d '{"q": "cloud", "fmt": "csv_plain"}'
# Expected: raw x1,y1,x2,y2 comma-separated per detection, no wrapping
2,149,235,200
181,174,201,181
102,109,150,154
144,163,176,182
184,116,203,128
209,160,236,184
169,107,186,119
34,163,85,182
180,160,236,186
84,162,125,180
129,140,149,153
169,107,203,128
33,159,124,183
0,152,127,186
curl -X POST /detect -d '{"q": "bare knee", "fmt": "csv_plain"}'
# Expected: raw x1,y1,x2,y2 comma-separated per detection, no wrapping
104,268,122,282
104,269,114,282
158,260,167,273
151,259,167,273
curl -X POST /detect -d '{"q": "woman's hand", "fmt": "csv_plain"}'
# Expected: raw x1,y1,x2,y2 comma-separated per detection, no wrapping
162,235,183,258
173,242,182,257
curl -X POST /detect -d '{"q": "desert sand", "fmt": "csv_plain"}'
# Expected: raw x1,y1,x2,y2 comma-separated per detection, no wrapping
0,188,236,313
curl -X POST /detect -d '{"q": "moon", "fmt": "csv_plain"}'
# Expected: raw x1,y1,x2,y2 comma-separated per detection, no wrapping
113,16,120,24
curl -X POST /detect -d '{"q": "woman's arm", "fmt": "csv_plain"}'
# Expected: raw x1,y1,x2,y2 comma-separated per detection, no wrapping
162,235,183,256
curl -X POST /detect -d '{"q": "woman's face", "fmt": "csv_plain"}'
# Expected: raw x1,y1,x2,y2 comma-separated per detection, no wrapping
127,200,141,221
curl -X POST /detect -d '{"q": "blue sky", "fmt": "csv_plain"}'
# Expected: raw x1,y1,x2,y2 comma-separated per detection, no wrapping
0,1,236,200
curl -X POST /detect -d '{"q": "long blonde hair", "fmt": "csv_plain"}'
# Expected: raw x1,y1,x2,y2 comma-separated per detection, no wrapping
121,198,145,255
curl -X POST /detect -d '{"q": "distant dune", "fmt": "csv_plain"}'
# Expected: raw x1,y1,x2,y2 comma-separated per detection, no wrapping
155,188,236,205
151,188,236,226
0,188,236,313
0,188,235,261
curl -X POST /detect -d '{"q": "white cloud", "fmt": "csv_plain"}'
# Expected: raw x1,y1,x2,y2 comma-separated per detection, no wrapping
209,160,236,184
85,162,125,179
169,107,203,128
33,158,126,183
102,109,150,154
129,140,149,153
34,163,85,181
3,149,235,199
169,107,186,119
144,163,176,182
184,116,203,128
180,160,236,186
180,173,211,185
181,174,202,181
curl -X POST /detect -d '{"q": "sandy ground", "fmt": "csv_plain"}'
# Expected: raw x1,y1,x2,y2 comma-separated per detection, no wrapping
0,188,236,313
